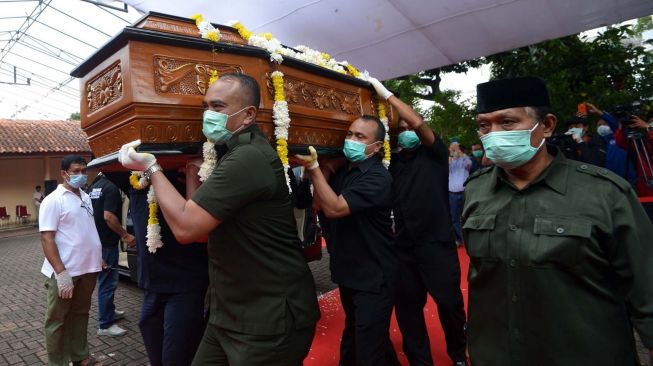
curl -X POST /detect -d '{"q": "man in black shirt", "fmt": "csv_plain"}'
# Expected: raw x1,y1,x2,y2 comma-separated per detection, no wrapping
88,172,135,337
129,168,209,366
297,115,399,366
369,77,468,366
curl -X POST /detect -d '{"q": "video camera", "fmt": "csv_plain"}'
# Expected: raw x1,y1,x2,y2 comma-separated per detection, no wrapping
613,102,646,139
612,102,644,124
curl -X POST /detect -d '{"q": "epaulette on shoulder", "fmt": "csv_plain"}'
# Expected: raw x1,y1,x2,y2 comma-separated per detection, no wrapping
574,163,631,193
465,165,493,186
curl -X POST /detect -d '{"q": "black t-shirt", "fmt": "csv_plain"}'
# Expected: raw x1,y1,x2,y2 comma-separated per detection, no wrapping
321,156,398,293
130,171,208,294
389,137,455,245
88,174,122,247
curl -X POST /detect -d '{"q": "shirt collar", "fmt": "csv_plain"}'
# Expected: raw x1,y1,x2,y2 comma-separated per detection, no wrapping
225,124,260,151
349,155,381,173
490,144,567,195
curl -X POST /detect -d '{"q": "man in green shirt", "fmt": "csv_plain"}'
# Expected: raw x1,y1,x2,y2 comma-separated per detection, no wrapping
463,76,653,366
119,73,320,366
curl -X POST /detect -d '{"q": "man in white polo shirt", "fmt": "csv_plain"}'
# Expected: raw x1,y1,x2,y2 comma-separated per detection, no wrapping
40,155,102,366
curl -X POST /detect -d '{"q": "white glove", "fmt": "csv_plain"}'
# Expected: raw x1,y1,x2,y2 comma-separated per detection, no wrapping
118,139,157,171
54,270,74,299
367,77,393,100
295,146,319,170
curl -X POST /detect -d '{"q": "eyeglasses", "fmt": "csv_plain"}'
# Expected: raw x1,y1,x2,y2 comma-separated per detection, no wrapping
80,202,93,217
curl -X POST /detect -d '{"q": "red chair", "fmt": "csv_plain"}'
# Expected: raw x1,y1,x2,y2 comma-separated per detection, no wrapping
16,205,31,225
0,207,10,227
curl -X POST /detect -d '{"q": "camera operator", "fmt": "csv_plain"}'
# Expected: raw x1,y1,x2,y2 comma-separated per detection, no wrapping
614,108,653,198
553,116,605,166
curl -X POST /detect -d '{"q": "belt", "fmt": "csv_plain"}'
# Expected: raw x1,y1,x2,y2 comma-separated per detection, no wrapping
449,191,464,195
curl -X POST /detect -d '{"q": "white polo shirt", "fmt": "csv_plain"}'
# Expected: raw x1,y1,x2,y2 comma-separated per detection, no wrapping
40,184,102,278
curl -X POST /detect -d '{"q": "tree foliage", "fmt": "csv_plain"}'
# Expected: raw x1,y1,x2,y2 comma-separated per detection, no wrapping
486,21,653,128
426,90,478,147
383,16,653,144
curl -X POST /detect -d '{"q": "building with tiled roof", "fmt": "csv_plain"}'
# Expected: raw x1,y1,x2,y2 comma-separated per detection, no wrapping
0,119,91,154
0,119,93,229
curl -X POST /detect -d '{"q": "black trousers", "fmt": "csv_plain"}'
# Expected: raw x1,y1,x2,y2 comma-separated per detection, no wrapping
339,285,401,366
395,241,467,365
139,290,207,366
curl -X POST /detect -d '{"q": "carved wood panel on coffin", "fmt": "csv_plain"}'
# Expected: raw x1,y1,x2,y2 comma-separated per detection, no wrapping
265,73,362,116
154,55,243,96
86,61,123,114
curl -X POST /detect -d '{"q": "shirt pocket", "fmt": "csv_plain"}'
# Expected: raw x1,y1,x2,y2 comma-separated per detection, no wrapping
530,215,592,268
462,214,496,259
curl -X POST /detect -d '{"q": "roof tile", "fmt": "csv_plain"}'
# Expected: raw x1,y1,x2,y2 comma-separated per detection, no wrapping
0,119,91,154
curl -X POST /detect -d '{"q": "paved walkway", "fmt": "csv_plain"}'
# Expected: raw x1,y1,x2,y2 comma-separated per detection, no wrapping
0,230,335,365
1,228,649,365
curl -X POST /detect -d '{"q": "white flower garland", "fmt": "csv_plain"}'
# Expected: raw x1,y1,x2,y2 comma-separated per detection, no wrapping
198,141,217,182
271,71,292,192
129,172,163,253
380,116,390,168
194,17,391,173
146,186,162,253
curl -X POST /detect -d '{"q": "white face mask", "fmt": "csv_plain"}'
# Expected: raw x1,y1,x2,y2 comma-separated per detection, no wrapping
597,125,612,137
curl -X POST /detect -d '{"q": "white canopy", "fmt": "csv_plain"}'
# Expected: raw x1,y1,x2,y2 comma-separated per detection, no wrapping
121,0,653,80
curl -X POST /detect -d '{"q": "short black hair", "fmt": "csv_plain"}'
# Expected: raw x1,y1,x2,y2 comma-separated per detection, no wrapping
61,155,87,171
359,114,386,142
35,185,41,189
219,73,261,109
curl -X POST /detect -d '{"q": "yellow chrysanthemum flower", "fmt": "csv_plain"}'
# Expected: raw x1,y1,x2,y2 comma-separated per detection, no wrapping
190,13,204,26
148,203,159,225
129,173,141,190
206,30,220,43
209,70,219,85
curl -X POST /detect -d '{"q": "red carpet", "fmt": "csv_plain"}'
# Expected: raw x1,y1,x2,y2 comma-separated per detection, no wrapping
305,247,469,366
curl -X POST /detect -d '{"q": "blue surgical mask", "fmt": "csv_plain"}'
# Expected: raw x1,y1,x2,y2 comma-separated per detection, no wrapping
480,122,544,169
472,150,484,158
343,139,379,162
202,106,251,144
398,131,420,149
66,173,87,189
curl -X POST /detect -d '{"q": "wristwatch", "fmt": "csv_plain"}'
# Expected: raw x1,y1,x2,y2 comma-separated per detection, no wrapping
142,163,163,180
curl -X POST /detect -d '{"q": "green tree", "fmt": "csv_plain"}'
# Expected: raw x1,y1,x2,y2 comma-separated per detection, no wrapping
485,21,653,127
69,112,81,121
426,90,478,148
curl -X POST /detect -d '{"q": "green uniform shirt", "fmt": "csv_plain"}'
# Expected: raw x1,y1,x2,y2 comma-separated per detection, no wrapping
462,146,653,366
192,125,320,335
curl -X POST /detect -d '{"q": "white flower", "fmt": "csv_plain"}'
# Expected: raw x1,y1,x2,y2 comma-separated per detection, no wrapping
146,186,163,254
146,223,162,254
199,141,217,182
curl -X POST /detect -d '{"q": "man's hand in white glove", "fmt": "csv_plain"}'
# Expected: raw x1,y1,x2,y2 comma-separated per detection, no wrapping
294,146,319,170
367,77,393,100
118,139,157,171
54,270,74,299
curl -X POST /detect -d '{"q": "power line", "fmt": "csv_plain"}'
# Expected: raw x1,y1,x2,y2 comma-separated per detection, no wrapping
6,51,72,76
10,75,76,118
48,4,112,38
22,33,85,63
0,62,79,94
16,39,78,66
31,18,99,49
0,0,53,65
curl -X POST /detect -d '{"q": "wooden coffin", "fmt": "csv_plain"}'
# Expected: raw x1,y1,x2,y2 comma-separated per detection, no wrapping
71,12,398,170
